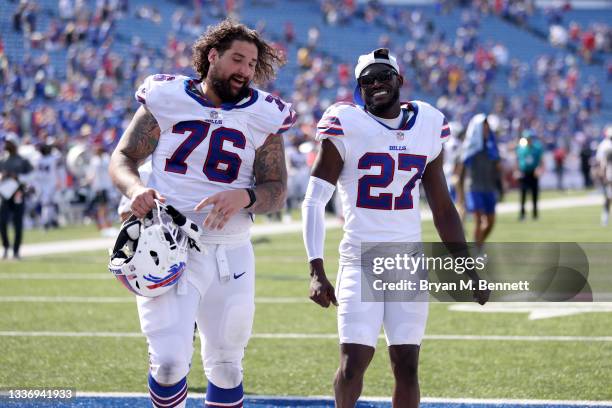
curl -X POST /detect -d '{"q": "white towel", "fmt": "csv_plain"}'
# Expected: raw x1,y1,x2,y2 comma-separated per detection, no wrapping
461,113,487,163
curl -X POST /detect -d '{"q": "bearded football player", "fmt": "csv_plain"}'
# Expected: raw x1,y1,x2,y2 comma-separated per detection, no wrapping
109,19,295,408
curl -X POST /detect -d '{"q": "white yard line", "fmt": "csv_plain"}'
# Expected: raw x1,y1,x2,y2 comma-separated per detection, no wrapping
0,296,133,303
0,273,112,280
0,296,308,303
73,391,612,406
15,195,600,258
423,334,612,342
420,397,612,406
1,331,611,342
0,331,144,338
19,237,118,258
17,219,343,258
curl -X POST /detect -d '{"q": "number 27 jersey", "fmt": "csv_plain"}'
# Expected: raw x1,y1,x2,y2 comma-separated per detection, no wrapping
135,74,295,231
316,101,448,264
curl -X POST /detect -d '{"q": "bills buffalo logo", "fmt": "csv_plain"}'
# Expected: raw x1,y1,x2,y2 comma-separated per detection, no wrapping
143,262,186,289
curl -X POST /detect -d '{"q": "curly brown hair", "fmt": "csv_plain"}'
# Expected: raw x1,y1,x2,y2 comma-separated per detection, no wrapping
192,19,286,85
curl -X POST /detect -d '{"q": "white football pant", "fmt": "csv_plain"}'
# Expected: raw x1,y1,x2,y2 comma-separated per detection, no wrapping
336,264,428,348
137,241,255,387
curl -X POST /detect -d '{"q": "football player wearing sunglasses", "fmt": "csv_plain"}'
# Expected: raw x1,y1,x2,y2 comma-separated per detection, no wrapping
303,48,490,408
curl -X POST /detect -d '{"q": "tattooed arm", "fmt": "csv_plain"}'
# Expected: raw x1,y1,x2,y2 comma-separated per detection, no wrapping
109,105,164,218
194,133,287,229
249,133,288,214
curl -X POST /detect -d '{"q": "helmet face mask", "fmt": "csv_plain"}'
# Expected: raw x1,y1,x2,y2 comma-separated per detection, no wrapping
109,202,193,297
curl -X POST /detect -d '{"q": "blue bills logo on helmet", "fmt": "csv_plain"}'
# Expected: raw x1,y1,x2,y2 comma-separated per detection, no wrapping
144,262,187,290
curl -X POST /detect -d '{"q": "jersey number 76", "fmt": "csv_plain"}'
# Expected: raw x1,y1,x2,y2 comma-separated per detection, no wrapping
164,120,245,183
356,153,427,210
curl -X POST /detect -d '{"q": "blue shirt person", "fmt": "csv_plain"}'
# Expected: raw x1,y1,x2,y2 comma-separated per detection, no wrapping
516,130,544,220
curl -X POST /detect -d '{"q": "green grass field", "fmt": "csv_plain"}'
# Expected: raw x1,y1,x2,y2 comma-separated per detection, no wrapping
1,199,611,401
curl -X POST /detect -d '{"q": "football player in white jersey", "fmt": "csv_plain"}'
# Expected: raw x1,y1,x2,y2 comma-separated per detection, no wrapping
302,48,489,408
596,127,612,226
116,159,152,222
109,20,294,408
34,144,61,229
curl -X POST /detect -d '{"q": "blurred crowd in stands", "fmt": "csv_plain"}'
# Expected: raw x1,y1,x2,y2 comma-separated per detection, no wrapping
0,0,610,234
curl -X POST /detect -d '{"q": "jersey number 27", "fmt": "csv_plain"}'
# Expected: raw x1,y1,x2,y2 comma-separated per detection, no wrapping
356,153,427,210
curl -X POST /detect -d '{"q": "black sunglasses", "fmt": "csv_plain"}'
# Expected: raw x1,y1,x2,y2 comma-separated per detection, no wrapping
359,70,397,86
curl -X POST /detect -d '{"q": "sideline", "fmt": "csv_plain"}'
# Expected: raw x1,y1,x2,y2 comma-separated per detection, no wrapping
17,195,602,258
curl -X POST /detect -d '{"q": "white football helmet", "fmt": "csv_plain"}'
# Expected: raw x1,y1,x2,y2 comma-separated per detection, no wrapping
108,201,201,297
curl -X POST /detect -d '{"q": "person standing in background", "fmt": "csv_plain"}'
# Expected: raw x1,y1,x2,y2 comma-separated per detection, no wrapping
0,135,33,260
443,122,464,206
457,113,501,251
87,145,113,231
516,130,544,221
116,159,152,222
595,127,612,226
285,139,309,222
34,143,62,230
553,144,566,191
580,140,594,188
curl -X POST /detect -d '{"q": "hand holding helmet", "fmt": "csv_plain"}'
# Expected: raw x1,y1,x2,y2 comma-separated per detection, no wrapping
108,200,202,297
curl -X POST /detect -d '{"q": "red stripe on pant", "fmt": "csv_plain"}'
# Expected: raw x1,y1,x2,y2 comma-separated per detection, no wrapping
150,383,188,407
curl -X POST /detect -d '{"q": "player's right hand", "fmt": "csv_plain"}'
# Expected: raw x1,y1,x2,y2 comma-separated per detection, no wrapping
309,263,338,308
130,186,165,218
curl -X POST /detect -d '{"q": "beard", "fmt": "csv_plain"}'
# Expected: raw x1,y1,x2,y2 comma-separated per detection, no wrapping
365,86,400,116
208,67,251,104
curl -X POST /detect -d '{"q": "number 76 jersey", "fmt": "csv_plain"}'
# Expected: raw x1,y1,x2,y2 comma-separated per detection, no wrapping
316,101,449,264
134,74,295,219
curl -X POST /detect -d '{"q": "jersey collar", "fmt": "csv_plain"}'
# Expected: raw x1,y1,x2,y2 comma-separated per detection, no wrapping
184,79,258,110
362,102,419,131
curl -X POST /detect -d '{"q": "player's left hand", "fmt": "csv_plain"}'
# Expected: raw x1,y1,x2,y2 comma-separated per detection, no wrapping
194,189,251,230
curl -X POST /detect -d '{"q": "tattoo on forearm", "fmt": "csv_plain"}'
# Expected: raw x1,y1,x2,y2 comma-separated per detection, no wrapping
250,134,287,214
109,106,161,198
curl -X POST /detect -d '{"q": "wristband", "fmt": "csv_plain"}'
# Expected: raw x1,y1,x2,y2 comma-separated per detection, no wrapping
244,188,256,209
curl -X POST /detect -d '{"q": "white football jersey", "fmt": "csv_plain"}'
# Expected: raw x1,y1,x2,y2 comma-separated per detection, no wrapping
35,154,59,189
117,160,152,216
316,101,449,265
596,139,612,183
135,74,295,238
89,153,113,193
